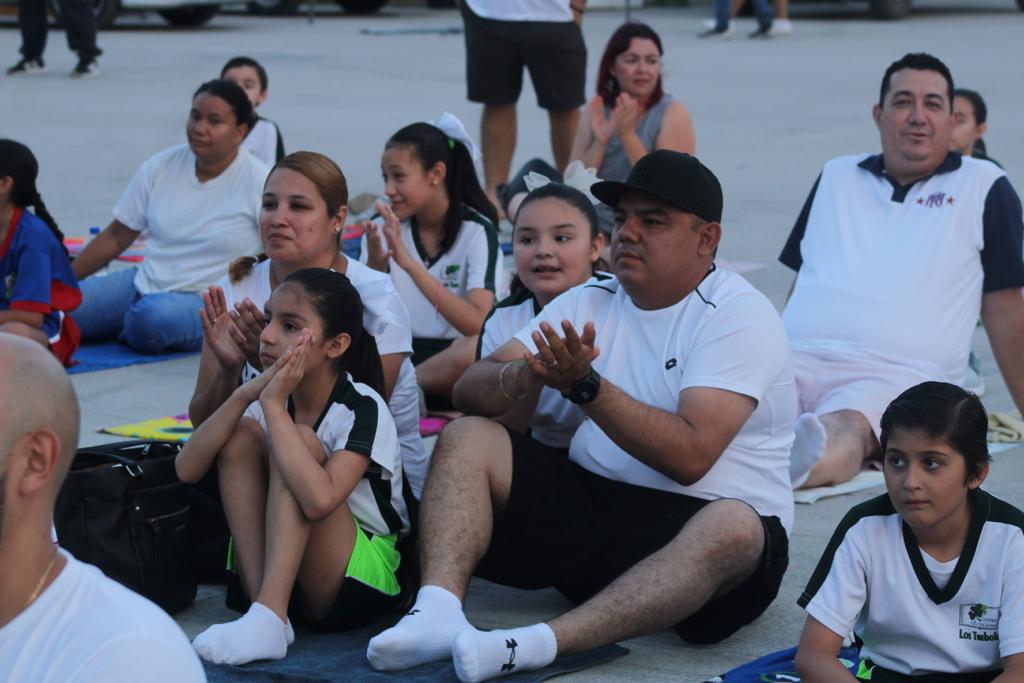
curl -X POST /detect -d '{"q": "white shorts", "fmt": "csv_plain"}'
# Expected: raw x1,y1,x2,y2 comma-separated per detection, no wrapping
792,349,933,436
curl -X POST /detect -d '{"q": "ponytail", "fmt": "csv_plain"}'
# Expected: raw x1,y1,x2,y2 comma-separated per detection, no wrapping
31,192,69,260
386,123,498,257
280,268,386,398
229,253,268,283
337,325,386,399
0,139,68,259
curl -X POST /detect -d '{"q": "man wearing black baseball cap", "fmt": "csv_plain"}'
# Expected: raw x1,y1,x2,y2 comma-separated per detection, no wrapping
368,150,797,681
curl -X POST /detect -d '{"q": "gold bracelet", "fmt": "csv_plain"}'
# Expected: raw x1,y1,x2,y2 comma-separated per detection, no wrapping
498,361,528,401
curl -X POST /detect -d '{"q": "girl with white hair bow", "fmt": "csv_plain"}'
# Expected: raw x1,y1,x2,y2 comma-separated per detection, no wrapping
362,113,503,412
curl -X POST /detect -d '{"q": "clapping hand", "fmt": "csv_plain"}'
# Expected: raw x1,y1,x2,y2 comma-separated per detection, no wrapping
588,96,618,145
199,286,245,372
375,200,413,270
259,329,312,407
230,298,266,370
362,217,392,272
614,93,639,137
523,320,600,395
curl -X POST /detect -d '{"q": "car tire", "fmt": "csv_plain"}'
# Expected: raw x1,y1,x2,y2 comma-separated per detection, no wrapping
336,0,387,14
868,0,911,19
49,0,121,29
159,5,220,25
246,0,302,15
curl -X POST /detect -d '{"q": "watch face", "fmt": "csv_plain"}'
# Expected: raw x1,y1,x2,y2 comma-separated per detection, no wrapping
571,371,600,404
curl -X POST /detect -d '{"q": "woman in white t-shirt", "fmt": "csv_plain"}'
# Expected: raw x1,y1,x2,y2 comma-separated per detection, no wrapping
478,181,606,449
361,114,502,404
71,79,270,353
189,152,429,498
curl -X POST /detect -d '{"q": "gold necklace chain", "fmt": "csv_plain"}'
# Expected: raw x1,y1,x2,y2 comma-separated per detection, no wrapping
23,552,59,612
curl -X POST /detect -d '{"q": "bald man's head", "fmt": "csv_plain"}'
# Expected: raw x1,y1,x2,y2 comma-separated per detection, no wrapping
0,334,80,490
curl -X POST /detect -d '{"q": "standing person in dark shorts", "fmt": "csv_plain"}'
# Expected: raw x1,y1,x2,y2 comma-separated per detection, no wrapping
7,0,101,78
459,0,587,217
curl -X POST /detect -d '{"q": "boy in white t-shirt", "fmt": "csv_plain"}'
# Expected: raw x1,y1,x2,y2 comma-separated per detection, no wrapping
222,56,286,166
0,335,204,682
796,382,1024,682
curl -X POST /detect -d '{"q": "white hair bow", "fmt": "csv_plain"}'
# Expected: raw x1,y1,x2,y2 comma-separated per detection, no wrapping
523,160,602,205
432,111,481,162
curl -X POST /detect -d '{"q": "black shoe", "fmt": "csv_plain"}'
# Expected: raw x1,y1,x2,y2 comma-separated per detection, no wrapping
71,58,100,78
7,57,45,76
749,25,773,38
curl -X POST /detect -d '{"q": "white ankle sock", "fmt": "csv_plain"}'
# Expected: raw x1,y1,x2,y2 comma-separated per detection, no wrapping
366,585,470,671
791,413,828,488
192,602,291,665
452,624,557,682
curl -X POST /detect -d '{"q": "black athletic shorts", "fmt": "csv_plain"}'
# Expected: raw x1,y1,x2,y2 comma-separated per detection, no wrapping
460,2,586,111
474,429,790,645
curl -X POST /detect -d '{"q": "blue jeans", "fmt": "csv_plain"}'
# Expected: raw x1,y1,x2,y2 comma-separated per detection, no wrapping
73,267,203,353
716,0,773,30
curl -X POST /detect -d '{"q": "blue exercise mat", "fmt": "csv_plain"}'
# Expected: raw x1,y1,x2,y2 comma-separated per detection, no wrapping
204,622,628,682
67,341,197,374
706,645,860,682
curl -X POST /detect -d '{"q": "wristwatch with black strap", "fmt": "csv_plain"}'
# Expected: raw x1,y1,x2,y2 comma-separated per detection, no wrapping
563,367,601,404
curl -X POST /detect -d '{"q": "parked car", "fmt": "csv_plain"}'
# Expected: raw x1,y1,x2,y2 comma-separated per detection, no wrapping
0,0,221,27
246,0,387,15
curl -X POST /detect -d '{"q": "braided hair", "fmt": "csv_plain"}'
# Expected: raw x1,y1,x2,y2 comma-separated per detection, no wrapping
0,139,69,258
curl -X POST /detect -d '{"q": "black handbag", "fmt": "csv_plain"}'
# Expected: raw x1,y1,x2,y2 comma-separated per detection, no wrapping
54,440,197,614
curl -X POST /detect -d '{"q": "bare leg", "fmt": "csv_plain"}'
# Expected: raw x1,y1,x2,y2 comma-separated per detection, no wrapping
0,321,49,346
254,426,321,619
800,409,878,488
218,420,270,599
481,104,517,214
548,108,580,173
451,499,766,680
419,417,514,598
292,428,359,620
366,417,513,671
775,0,789,19
415,335,479,399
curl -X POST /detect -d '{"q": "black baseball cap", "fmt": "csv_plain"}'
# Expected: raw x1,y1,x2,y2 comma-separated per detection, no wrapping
590,150,723,223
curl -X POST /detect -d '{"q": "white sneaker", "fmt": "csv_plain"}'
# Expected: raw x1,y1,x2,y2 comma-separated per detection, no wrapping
698,21,734,38
768,18,793,36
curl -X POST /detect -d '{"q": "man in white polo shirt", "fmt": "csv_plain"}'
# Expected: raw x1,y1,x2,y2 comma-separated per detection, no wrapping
367,151,797,682
459,0,587,213
780,52,1024,489
0,334,204,682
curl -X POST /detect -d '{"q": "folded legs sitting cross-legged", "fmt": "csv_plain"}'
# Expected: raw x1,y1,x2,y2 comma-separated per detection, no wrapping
368,151,797,682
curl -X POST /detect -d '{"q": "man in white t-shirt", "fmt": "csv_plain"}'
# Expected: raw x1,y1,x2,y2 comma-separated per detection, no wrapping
0,334,205,682
779,53,1024,490
460,0,587,214
367,151,797,681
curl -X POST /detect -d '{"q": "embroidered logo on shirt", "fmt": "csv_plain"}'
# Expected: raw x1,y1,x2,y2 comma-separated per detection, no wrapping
916,192,955,208
442,264,461,288
959,603,999,641
665,358,678,370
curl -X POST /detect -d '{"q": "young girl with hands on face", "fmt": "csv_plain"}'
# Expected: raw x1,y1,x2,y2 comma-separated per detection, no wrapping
176,268,409,666
362,113,502,404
